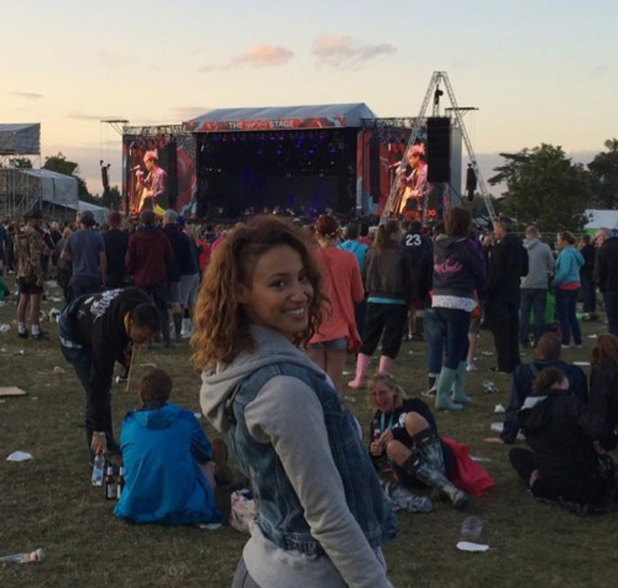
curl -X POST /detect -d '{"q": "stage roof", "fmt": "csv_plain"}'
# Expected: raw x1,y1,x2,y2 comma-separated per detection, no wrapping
585,209,618,230
185,103,376,133
0,123,41,155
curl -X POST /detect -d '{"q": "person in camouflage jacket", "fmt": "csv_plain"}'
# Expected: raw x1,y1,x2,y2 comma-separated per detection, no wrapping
14,209,46,339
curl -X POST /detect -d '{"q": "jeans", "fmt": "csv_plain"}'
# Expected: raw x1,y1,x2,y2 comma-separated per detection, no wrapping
69,275,101,301
423,308,445,375
60,345,116,454
555,288,582,345
433,307,470,370
519,289,547,345
581,274,596,314
604,290,618,336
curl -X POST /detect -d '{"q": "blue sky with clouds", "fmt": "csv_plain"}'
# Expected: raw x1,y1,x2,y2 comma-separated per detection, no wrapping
2,0,617,192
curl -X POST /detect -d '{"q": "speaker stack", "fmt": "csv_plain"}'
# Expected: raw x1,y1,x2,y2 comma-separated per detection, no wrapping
426,117,451,183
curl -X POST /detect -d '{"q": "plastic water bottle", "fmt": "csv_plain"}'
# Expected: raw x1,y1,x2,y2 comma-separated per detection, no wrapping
460,515,483,539
91,454,105,487
0,548,45,564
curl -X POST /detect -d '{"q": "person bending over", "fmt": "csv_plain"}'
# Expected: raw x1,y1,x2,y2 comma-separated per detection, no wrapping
114,368,224,525
58,287,160,458
368,373,467,509
510,367,617,514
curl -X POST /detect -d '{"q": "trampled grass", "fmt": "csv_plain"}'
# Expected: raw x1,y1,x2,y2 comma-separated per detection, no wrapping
1,280,615,588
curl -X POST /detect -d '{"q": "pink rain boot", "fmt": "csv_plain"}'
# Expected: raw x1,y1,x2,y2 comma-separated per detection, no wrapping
378,356,394,374
348,353,372,389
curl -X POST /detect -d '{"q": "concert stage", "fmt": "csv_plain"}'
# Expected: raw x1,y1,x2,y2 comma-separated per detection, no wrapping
122,103,462,219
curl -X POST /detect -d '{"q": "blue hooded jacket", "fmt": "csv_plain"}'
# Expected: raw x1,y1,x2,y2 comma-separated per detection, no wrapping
114,402,224,525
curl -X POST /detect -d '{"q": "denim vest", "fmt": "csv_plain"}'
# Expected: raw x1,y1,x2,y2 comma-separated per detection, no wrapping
224,361,400,555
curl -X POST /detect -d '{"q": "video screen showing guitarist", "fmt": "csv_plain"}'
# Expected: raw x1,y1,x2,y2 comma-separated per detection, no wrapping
396,144,428,220
135,150,167,212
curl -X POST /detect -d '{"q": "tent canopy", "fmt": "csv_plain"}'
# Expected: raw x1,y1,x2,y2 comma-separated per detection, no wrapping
186,103,376,133
0,123,41,155
584,209,618,231
25,169,79,208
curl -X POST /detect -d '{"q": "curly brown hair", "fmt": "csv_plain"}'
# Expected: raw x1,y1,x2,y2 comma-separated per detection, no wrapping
191,216,326,370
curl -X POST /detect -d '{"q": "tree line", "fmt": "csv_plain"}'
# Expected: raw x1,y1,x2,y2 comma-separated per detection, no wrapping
485,139,618,233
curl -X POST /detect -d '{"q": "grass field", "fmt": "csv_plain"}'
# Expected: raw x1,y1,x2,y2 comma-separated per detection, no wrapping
1,279,616,588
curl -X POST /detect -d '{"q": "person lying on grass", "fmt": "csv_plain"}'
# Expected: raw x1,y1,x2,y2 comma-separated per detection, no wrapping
368,372,468,509
510,366,618,515
114,368,224,525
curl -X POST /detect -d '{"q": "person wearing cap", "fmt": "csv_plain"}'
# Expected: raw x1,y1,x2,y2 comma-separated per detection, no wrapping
61,210,106,300
14,208,46,339
103,211,130,289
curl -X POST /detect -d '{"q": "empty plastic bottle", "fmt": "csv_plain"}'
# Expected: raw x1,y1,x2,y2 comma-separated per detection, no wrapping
461,515,483,539
0,548,45,564
91,454,105,487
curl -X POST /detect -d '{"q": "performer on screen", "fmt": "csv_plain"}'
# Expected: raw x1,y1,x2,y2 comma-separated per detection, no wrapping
394,144,428,219
136,151,167,212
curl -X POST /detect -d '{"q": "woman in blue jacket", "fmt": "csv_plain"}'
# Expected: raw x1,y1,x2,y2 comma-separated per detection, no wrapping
114,369,224,525
552,232,584,348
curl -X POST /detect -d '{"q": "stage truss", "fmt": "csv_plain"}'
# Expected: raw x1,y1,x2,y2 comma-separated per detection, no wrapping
0,154,43,219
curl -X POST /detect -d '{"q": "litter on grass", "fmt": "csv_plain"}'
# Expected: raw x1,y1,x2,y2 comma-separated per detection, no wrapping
6,451,34,462
13,350,25,356
494,404,506,413
193,412,202,420
0,324,11,333
481,351,494,356
573,361,591,367
483,380,498,394
52,366,66,374
456,541,491,553
490,422,504,433
197,523,222,531
471,456,492,463
588,334,598,339
0,387,27,397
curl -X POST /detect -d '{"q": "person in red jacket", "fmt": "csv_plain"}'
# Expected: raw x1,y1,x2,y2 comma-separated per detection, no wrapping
126,210,174,347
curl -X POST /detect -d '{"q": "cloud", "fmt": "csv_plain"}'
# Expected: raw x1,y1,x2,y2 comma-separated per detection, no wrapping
10,91,43,100
200,44,294,72
593,65,608,76
312,34,395,69
231,44,294,68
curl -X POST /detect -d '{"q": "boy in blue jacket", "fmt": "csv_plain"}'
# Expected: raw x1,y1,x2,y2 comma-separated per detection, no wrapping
114,368,224,525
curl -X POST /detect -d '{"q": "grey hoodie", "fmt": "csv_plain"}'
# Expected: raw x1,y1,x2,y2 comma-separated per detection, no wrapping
521,238,554,290
200,325,394,588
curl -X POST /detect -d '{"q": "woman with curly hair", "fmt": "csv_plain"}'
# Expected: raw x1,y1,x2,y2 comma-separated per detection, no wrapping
192,217,398,588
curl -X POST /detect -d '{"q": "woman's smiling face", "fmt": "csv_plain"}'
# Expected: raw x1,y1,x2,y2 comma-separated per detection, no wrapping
238,244,314,339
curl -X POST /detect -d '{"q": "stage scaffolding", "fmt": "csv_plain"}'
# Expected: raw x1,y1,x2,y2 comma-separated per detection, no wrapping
0,123,42,219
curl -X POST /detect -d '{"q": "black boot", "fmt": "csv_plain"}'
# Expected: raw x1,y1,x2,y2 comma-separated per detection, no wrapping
401,430,468,509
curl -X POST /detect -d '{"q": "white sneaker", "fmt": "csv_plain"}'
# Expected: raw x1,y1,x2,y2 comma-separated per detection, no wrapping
422,386,437,397
466,363,479,372
180,318,192,339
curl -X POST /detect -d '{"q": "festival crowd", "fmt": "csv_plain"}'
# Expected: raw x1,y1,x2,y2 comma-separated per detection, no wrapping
2,205,618,587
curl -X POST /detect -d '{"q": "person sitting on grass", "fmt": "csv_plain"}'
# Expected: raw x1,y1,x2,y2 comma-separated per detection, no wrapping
589,334,618,434
485,332,588,445
510,367,617,514
368,373,468,509
114,368,224,525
